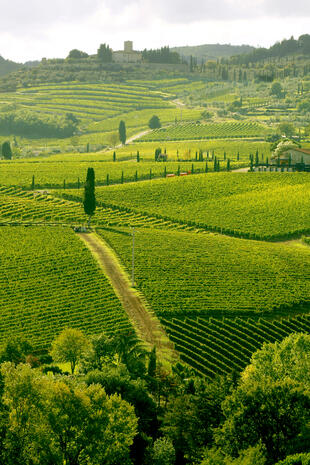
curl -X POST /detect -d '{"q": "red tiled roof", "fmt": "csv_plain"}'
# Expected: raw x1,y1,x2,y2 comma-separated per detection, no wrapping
294,148,310,155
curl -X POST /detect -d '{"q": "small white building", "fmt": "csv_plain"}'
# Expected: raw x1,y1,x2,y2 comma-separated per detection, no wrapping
271,147,310,166
113,41,142,63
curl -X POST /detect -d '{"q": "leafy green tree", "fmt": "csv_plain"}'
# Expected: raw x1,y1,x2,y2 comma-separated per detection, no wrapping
50,328,91,374
119,120,126,145
0,337,33,364
1,363,138,465
270,82,283,98
216,380,310,464
67,49,88,59
1,141,12,159
152,437,175,465
241,333,310,386
83,167,96,227
275,452,310,465
149,115,161,129
277,122,295,137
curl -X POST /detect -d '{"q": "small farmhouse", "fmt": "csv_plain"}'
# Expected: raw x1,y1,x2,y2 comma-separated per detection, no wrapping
271,147,310,167
113,41,142,63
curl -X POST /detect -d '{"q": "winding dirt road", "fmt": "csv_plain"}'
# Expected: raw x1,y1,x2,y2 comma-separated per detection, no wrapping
78,232,177,362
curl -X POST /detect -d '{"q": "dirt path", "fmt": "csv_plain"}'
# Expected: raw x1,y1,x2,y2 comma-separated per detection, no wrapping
78,232,177,362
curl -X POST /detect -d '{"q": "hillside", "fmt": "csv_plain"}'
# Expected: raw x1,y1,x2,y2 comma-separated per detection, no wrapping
171,43,254,61
0,55,21,77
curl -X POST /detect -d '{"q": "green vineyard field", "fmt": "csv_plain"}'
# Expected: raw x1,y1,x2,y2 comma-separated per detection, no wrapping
0,226,131,349
138,121,271,142
98,228,310,317
161,315,310,378
96,173,310,240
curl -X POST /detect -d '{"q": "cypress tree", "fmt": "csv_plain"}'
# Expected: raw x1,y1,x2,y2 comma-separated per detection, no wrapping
106,174,110,186
113,151,116,162
205,162,208,173
149,169,152,180
224,151,226,160
164,166,167,178
31,175,35,190
191,163,194,174
77,177,80,189
119,121,126,145
2,141,12,160
237,152,240,161
63,179,66,190
227,159,231,171
83,168,96,227
135,170,138,182
121,171,124,184
137,151,140,162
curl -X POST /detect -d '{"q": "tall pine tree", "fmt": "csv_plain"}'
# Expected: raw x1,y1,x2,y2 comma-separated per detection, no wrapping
83,168,96,227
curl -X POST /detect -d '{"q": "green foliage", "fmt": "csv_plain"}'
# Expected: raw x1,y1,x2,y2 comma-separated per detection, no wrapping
1,141,12,159
216,380,310,463
119,120,127,145
83,167,96,225
67,49,89,59
277,122,296,137
97,43,113,63
142,47,180,64
148,115,161,129
1,362,138,465
152,437,175,465
201,444,267,465
275,453,310,465
241,333,310,386
270,82,283,98
50,328,91,374
0,111,78,138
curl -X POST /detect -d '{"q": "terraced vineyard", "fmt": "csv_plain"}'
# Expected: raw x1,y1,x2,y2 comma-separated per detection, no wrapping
138,121,271,142
0,226,132,349
97,173,310,240
99,228,310,317
161,315,310,378
0,83,171,124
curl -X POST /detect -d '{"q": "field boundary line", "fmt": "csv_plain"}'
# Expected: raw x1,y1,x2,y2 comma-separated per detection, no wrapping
78,231,177,363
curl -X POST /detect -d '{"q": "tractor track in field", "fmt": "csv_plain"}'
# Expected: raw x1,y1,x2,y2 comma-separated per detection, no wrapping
78,232,177,361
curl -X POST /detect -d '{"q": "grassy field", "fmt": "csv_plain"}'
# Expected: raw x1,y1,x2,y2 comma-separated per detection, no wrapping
0,226,131,349
98,227,310,317
91,173,310,240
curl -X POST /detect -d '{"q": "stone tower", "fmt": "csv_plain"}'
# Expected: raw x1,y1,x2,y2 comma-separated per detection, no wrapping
124,41,133,53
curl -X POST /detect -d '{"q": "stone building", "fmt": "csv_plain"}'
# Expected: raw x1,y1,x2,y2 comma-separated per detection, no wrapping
113,41,142,63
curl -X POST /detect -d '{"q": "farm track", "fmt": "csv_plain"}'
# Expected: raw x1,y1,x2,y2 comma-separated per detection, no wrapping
78,232,177,362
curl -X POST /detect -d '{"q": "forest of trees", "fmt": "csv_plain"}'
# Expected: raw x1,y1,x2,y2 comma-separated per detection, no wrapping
142,47,181,64
0,330,309,465
0,111,79,138
230,34,310,65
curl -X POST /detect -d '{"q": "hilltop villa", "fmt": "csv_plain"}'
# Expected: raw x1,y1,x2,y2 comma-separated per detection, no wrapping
113,41,142,63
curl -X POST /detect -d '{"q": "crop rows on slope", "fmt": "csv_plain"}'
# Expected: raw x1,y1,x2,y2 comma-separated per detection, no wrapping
0,187,203,232
0,161,244,189
98,228,310,317
161,315,310,378
0,82,171,125
138,121,271,142
97,173,310,240
0,227,131,349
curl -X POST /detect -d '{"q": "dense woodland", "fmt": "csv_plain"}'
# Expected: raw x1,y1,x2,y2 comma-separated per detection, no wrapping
0,330,309,465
